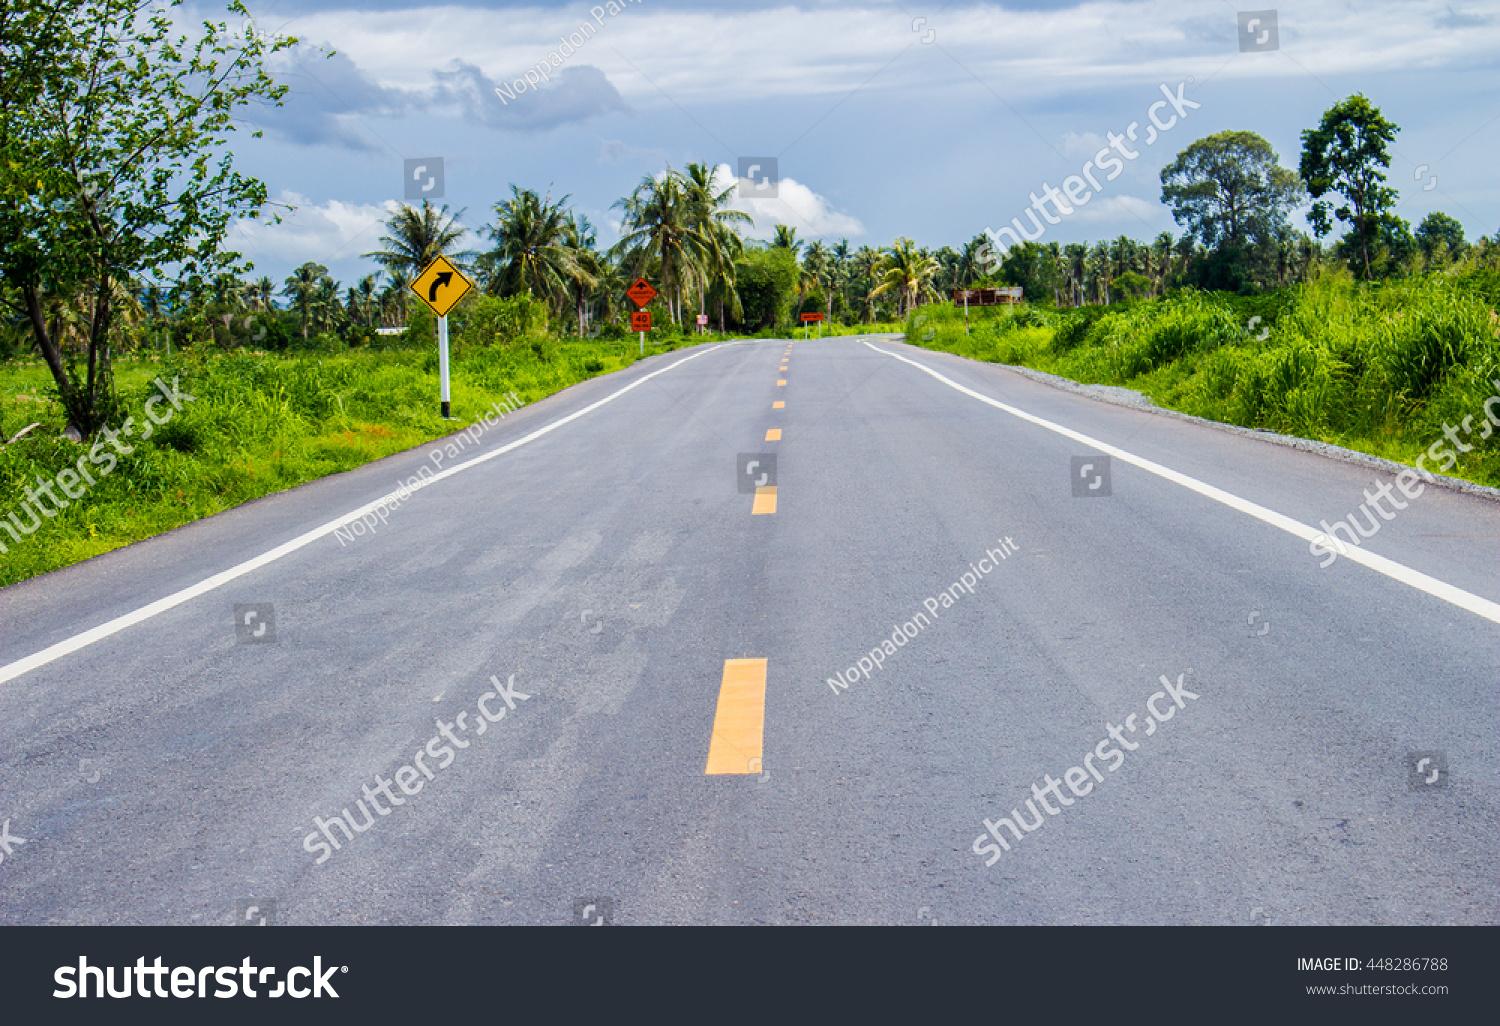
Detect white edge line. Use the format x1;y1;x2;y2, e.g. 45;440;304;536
0;344;728;686
864;341;1500;626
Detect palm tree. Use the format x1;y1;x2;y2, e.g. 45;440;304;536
612;168;718;325
802;240;831;316
208;273;247;344
771;224;801;256
380;270;412;328
851;245;885;322
1087;241;1112;304
561;212;602;334
957;236;988;291
250;276;276;312
481;185;581;313
364;200;471;279
705;221;745;331
356;274;380;326
682;161;753;320
869;237;941;317
282;262;327;338
1150;233;1175;296
312;275;343;335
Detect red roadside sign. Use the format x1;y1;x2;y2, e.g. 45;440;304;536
800;311;824;322
630;310;652;332
626;278;657;307
696;314;708;326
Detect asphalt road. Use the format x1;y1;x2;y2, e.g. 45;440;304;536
1;335;1496;926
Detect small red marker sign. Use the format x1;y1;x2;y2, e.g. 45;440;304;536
630;310;652;331
800;312;825;322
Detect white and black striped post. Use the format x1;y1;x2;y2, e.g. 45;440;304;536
438;314;452;418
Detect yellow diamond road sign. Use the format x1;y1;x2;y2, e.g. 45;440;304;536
410;255;474;317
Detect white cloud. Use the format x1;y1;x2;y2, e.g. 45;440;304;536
228;191;400;270
1061;132;1108;160
1066;194;1164;225
714;164;864;240
236;1;1500;110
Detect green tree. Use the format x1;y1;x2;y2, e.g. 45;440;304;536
1299;94;1400;279
364;199;470;280
0;0;291;435
682;162;752;323
735;246;799;329
612;169;704;325
1415;212;1466;263
481;185;580;310
1160;131;1303;250
996;241;1062;304
282;262;326;339
870;237;941;317
771;224;801;255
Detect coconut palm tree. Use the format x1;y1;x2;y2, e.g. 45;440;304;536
612;168;718;325
312;275;343;335
1150;233;1175;295
364;200;471;279
771;224;801;256
1087;241;1112;303
705;221;745;331
561;212;602;334
249;276;276;312
802;240;831;316
379;270;412;328
482;185;580;310
282;262;327;338
869;237;941;317
355;274;380;326
682;161;753;320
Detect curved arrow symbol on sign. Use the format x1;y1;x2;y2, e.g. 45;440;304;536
428;272;452;303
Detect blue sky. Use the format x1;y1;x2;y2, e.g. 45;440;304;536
212;0;1500;286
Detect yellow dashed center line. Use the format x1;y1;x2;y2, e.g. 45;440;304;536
751;485;777;515
773;401;784;409
765;428;781;441
705;658;768;774
777;380;786;386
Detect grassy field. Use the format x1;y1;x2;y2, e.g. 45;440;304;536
0;334;712;587
904;269;1500;489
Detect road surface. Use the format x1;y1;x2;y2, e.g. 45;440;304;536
1;335;1496;925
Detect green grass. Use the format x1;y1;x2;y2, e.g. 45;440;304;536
0;335;708;587
904;269;1500;489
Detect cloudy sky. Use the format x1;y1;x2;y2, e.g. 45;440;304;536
211;0;1500;285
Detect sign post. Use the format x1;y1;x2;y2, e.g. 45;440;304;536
437;315;451;416
410;255;476;418
626;277;658;355
800;311;824;340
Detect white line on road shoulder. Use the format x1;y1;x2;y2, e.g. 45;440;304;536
866;341;1500;625
0;345;729;686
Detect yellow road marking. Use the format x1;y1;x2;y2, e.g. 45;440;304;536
705;658;767;774
780;364;787;370
765;428;781;440
752;485;777;515
773;401;784;408
777;380;786;386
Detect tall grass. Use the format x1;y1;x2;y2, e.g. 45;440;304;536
0;336;690;586
904;268;1500;487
